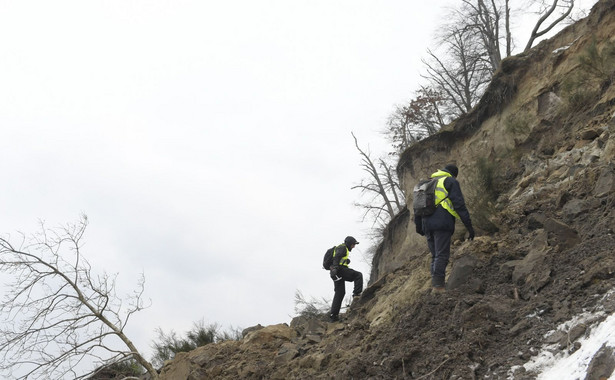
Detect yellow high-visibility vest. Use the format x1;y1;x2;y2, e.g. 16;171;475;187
333;244;350;267
432;170;460;219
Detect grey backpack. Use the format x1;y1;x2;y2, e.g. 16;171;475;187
413;177;447;216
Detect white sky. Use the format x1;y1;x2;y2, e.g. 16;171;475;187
0;0;599;369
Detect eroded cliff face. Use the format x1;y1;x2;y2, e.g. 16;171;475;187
370;0;615;286
150;1;615;379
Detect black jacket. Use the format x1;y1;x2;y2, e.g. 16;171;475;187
414;174;472;234
332;244;350;268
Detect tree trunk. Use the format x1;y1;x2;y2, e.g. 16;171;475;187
525;0;574;52
505;0;512;57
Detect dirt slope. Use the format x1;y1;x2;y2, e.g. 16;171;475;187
151;1;615;379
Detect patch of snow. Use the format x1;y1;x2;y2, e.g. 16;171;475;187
543;310;605;340
507;365;522;379
525;310;543;319
553;44;572;54
523;343;559;373
522;308;550;330
535;311;615;379
552;37;581;54
520;289;615;379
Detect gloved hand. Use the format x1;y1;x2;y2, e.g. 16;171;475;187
468;227;475;241
416;225;425;236
330;267;342;281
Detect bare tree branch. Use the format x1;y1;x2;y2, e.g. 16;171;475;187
385;86;449;155
525;0;575;51
351;132;405;229
422;25;491;118
0;215;158;379
505;0;512;56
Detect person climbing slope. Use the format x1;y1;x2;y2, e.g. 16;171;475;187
329;236;363;321
414;164;474;292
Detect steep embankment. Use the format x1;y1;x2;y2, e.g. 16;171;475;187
151;1;615;379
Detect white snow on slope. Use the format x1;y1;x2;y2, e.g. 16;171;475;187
519;290;615;379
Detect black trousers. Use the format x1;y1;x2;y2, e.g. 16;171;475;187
330;266;363;317
426;230;452;287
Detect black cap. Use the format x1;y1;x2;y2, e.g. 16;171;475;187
344;236;359;246
444;164;459;177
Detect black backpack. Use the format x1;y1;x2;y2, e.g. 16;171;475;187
322;246;336;270
413;177;447;217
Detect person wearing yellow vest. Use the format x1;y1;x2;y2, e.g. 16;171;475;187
329;236;363;322
414;164;475;293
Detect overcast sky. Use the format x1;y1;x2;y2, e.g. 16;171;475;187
0;0;597;368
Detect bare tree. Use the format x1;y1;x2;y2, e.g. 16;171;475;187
458;0;508;72
423;25;492;118
0;216;158;379
505;0;512;57
385;86;448;154
439;0;580;72
422;0;591;112
351;132;404;230
524;0;575;51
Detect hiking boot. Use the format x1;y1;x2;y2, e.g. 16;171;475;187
329;314;340;322
432;286;446;294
